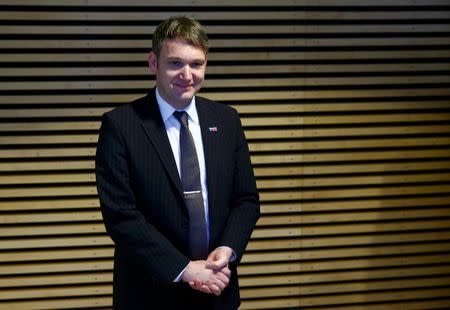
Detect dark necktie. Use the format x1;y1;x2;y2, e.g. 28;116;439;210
173;111;208;260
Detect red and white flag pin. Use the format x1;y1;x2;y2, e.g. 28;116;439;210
208;126;218;132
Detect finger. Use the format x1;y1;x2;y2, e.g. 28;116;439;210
206;258;227;270
191;283;213;294
190;281;202;290
214;274;229;288
220;267;231;277
199;285;213;294
188;282;199;290
208;284;222;296
206;252;216;261
211;277;226;291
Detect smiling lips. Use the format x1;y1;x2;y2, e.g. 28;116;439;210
174;82;193;90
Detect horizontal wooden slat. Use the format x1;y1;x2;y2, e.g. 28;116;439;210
0;185;98;198
2;50;450;63
241;253;450;275
1;37;450;50
2;63;450;78
241;276;450;298
1;243;450;275
259;195;450;213
258;207;450;225
0;247;115;263
1;204;449;231
0;235;112;250
0;284;111;301
2;136;449;153
1;111;449;126
2;274;450;301
0;198;100;211
0;0;447;6
247;124;450;139
0;160;94;172
251;137;450;152
0;271;112;288
1;124;450;146
2;233;450;263
0;223;106;237
0;89;448;104
1;87;450;105
0;173;97;184
253;149;450;165
0;252;439;278
5;171;450;199
0;194;447;213
261;185;450;202
3;182;450;199
240;287;450;309
3;149;450;172
0;296;111;310
256;160;450;177
0;211;101;224
258;172;450;188
252;219;450;239
248;230;450;250
3;160;450;184
3;212;450;237
306;300;450;310
0;259;114;276
240;265;450;286
2;10;449;21
5;24;450;35
2;219;449;249
1;295;448;310
2;76;450;92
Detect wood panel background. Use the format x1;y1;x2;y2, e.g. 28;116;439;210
1;0;450;309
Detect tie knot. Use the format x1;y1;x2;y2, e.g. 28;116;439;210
173;111;189;127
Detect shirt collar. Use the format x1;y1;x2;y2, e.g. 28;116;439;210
155;87;199;125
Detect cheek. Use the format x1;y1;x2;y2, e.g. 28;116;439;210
194;72;205;83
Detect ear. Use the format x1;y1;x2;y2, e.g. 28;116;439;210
148;51;158;73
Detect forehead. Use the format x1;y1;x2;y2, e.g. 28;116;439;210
160;38;206;60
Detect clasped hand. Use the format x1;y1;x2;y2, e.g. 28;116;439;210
181;247;233;296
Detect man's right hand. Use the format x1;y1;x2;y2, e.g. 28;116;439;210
181;260;231;296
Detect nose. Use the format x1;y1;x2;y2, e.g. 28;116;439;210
180;65;192;80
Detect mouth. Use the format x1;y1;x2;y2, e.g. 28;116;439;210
173;82;193;89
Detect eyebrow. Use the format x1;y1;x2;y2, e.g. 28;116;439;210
167;57;206;64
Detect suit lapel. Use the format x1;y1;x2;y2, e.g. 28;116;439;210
136;92;184;197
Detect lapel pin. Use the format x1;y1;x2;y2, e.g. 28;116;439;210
208;127;218;132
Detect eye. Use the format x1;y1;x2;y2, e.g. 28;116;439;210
191;62;202;68
169;60;182;67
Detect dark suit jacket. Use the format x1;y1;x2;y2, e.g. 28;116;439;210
95;91;260;309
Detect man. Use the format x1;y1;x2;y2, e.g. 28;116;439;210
96;16;260;309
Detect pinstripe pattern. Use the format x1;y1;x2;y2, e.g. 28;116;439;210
95;90;260;309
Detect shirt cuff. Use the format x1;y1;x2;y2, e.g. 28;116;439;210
173;262;190;282
217;246;237;262
172;246;237;282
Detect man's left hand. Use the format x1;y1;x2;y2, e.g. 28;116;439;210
206;247;233;270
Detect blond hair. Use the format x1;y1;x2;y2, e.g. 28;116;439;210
152;16;209;58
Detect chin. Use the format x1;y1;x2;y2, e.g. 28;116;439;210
178;92;196;101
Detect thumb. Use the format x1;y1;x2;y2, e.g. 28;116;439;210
206;256;227;270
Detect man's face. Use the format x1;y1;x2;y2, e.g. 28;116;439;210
149;38;207;109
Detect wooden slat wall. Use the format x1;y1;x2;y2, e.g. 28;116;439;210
1;0;450;309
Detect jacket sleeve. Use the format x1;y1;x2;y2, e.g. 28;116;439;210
95;113;190;284
218;111;260;263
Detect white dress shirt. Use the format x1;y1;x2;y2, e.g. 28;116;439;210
155;88;210;237
155;88;235;282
